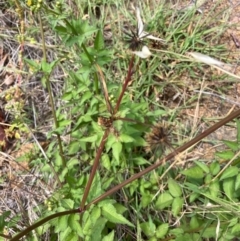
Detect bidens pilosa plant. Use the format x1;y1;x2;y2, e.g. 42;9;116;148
1;1;240;241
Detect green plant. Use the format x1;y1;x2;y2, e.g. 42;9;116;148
1;1;240;241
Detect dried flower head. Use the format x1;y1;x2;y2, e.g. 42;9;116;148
98;117;113;128
145;122;171;155
124;6;166;51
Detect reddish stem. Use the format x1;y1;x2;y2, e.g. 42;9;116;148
114;55;135;114
80;129;109;210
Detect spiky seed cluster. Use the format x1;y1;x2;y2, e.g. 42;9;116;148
145;122;171;154
128;32;142;51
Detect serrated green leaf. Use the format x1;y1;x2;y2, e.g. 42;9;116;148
119;134;134;143
209;180;220;198
112;142;122;164
204;173;212;184
41;60;51;73
168;178;182;197
60;227;72;240
56;206;66;212
194;160;209;173
94;30;104;51
91;206;101;224
102;177;114;190
62;91;74;101
80;91;93;105
223;140;239;151
114;203;127;214
223;177;235;200
41;59;59;74
140;222;156;237
69;214;83;237
80;135;98;142
61;199;74;209
202;226;217;238
65;232;79;241
189;192;200;203
181;166;204;179
89;172;102;200
67;158;79;169
133;157;149;165
156;223;169;238
172;197;184;217
146;109;166;116
59;167;68;181
76;114;92;125
216;150;235;160
175;233;192;241
59;119;72;127
89;217;107;241
83;211;93;235
231;224;240;234
68;141;81;155
101;153;111;170
58;215;69;232
54;25;68;33
97;199;116;207
133;136;146;146
210;161;220;175
190;216;200;229
106;133;118;151
102;203;134;227
169;228;184;236
155;192;173;210
220;166;238;180
229;217;238;227
141;193;153;208
102;230;114;241
24;58;40;70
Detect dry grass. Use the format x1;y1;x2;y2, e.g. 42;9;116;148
0;0;240;239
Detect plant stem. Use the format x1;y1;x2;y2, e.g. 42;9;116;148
79;129;110;210
114;55;135;114
10;209;80;241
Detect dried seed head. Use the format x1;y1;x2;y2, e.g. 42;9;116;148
123;6;166;51
145;122;171;154
98;117;113;128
